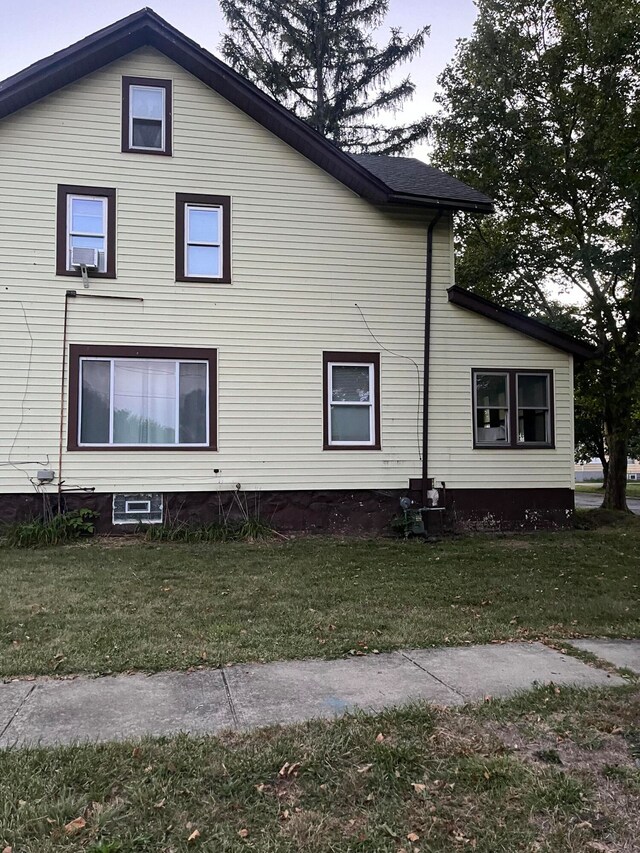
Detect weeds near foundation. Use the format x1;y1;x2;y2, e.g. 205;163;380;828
1;508;98;548
144;517;276;543
145;488;278;543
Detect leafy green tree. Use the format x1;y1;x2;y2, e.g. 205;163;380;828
433;0;640;511
220;0;430;153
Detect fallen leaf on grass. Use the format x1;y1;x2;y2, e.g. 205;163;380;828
279;761;301;777
64;817;86;835
407;831;420;842
3;846;13;853
187;829;200;842
238;828;249;838
411;782;426;793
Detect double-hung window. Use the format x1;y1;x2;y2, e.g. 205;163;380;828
56;185;116;277
323;352;381;449
68;346;217;450
473;369;554;448
176;194;231;283
122;77;172;155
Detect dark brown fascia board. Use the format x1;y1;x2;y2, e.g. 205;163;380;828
0;8;490;214
387;193;494;215
447;286;597;359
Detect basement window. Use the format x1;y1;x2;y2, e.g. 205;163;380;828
68;345;217;451
473;369;554;448
113;493;163;524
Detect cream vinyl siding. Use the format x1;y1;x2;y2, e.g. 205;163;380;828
427;217;574;489
0;48;426;495
0;48;573;496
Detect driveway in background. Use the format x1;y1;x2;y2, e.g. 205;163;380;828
575;492;640;514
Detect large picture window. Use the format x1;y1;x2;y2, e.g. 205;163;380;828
122;76;172;155
56;185;116;278
176;193;231;283
68;346;217;450
323;352;381;450
473;369;554;448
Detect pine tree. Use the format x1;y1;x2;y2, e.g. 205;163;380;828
220;0;429;153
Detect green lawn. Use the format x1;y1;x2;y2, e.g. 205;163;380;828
1;685;638;852
1;522;639;678
575;482;640;497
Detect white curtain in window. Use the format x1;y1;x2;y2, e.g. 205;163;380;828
113;360;176;444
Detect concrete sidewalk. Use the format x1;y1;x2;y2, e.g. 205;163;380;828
0;641;633;748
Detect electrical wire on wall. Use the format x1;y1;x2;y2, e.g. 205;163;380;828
355;302;423;462
2;300;48;491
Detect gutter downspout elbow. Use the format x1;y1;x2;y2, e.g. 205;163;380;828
422;211;444;517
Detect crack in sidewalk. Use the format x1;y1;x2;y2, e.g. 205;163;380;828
400;652;468;701
0;683;36;742
221;670;240;728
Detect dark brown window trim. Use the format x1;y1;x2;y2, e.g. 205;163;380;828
121;76;172;156
472;368;555;450
175;193;232;284
323;351;381;451
67;344;217;451
56;185;116;278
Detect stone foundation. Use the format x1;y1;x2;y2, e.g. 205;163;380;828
0;487;575;535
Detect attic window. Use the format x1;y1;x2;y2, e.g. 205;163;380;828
122;76;172;155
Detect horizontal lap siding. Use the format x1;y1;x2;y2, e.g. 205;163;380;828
0;48;430;494
427;218;574;489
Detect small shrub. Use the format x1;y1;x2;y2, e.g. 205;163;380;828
2;508;98;548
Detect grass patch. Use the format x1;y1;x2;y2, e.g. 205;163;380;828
1;687;638;852
575;482;640;497
1;527;639;678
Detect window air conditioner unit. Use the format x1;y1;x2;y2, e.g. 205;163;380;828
71;247;99;269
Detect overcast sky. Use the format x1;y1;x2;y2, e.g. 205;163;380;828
0;0;478;160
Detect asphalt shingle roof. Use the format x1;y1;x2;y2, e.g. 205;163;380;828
352;154;493;209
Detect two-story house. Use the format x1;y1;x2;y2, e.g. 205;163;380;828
0;9;593;532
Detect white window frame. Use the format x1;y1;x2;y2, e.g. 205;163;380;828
327;361;376;447
516;372;551;445
78;357;209;448
185;204;223;278
129;84;166;152
474;371;510;446
125;499;151;514
67;194;108;272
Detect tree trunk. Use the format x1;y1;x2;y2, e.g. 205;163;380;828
602;432;629;511
598;438;608;490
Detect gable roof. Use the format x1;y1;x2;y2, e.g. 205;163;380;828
447;286;597;359
0;8;493;215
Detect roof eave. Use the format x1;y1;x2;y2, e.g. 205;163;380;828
447;285;597;359
387;192;494;214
